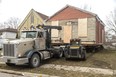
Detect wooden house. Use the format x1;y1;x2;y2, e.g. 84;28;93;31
18;9;48;31
47;5;105;44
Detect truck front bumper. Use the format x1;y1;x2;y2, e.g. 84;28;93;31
0;56;29;65
65;48;81;58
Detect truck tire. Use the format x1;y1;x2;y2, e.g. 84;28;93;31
29;53;40;68
6;63;15;66
81;50;86;61
55;48;63;58
59;48;64;58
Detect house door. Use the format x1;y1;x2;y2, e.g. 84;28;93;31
63;26;72;43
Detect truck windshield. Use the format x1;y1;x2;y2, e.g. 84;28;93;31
21;31;37;38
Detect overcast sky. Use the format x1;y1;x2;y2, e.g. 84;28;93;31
0;0;115;23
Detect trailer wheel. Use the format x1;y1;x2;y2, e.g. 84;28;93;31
56;48;63;58
81;50;86;61
6;63;15;66
29;53;40;68
59;48;64;58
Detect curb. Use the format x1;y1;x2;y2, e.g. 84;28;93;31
0;69;59;77
0;69;24;76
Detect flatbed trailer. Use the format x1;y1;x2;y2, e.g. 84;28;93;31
52;41;103;51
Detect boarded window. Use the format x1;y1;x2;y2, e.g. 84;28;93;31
63;26;72;43
78;18;87;37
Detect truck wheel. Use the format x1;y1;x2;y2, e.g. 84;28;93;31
81;50;86;61
29;53;40;68
59;48;63;58
6;63;15;66
57;48;64;58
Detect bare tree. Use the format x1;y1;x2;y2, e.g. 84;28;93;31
1;17;21;29
106;8;116;34
105;30;112;42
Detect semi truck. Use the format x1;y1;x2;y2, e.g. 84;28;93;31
0;25;100;68
0;25;66;68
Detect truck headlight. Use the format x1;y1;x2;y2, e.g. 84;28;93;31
1;52;3;56
18;53;22;57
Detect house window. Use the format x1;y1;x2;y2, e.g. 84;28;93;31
31;14;34;24
66;21;72;25
66;21;78;25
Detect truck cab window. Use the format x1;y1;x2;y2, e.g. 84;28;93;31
21;31;37;38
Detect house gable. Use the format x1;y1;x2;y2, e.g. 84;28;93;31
18;9;48;31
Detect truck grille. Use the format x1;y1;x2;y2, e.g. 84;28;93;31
70;49;79;56
3;44;15;56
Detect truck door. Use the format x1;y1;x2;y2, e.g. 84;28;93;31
35;32;45;50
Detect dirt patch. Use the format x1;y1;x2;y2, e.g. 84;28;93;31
0;50;116;77
0;65;113;77
92;59;112;69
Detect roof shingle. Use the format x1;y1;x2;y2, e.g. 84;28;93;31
48;5;96;21
36;11;48;20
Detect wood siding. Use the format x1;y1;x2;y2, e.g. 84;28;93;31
78;18;87;37
18;9;47;31
87;17;96;41
51;21;59;37
63;25;72;43
48;17;99;44
77;17;96;44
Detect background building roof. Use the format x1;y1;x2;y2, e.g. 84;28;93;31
0;28;17;33
36;11;49;20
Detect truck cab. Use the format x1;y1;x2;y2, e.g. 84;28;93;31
20;30;46;50
0;25;64;68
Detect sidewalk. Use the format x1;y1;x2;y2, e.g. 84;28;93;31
40;64;115;76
